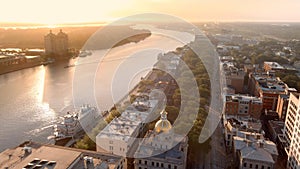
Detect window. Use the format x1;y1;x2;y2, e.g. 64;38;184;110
109;140;113;144
244;163;247;167
139;160;141;164
168;164;171;169
145;161;147;165
109;146;113;151
152;162;154;166
261;166;264;169
256;164;258;169
156;162;159;167
174;166;177;169
250;164;252;168
161;163;164;167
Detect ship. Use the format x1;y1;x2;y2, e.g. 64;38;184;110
52;104;99;145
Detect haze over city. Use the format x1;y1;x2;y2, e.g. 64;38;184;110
1;1;300;169
1;0;300;25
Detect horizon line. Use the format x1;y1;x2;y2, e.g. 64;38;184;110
1;19;300;28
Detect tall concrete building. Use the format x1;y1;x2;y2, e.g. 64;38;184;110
284;92;300;169
44;29;68;56
276;94;289;120
44;30;56;55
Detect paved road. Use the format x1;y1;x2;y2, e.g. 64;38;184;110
203;122;228;169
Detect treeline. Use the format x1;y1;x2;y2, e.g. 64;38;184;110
176;47;211;148
276;70;300;91
0;25;151;49
74;46;212;156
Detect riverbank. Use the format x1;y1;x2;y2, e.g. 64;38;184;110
0;61;44;75
0;31;151;75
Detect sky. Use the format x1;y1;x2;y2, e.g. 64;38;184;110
0;0;300;25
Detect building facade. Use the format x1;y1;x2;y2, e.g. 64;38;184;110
96;96;159;157
225;94;263;119
44;29;68;56
284;92;300;169
223;63;245;94
233;136;278;169
276;94;289;120
134;110;188;169
248;72;289;111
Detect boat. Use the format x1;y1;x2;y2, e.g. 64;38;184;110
41;59;55;65
52;104;99;143
64;64;75;68
78;50;92;57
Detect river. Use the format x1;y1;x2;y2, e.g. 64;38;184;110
0;29;194;152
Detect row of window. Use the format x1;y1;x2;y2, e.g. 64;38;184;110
137;160;178;169
243;162;271;169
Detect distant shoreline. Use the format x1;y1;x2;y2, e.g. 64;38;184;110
0;31;151;75
0;61;44;75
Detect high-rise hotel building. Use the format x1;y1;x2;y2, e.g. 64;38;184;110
44;29;68;56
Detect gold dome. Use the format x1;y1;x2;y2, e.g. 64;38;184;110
154;110;172;133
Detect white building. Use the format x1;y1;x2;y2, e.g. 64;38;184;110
96;98;158;157
284;92;300;169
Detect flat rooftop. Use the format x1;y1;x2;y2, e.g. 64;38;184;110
225;115;262;132
252;73;287;93
226;94;262;104
0;142;121;169
97;99;159;142
264;61;284;70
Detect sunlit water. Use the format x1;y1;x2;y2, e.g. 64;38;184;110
0;31;194;152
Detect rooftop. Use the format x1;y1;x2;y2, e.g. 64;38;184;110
233;136;278;163
264;61;284;70
225;116;262;132
0;141;121;169
134;131;187;163
225;94;262;104
252;73;288;93
97;99;158;142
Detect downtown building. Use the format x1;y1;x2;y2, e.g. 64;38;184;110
225;94;263;119
134;111;188;169
284;92;300;169
0;141;125;169
248;72;295;111
44;29;69;56
263;61;285;72
222;62;246;94
233;134;278;169
96;96;159;157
